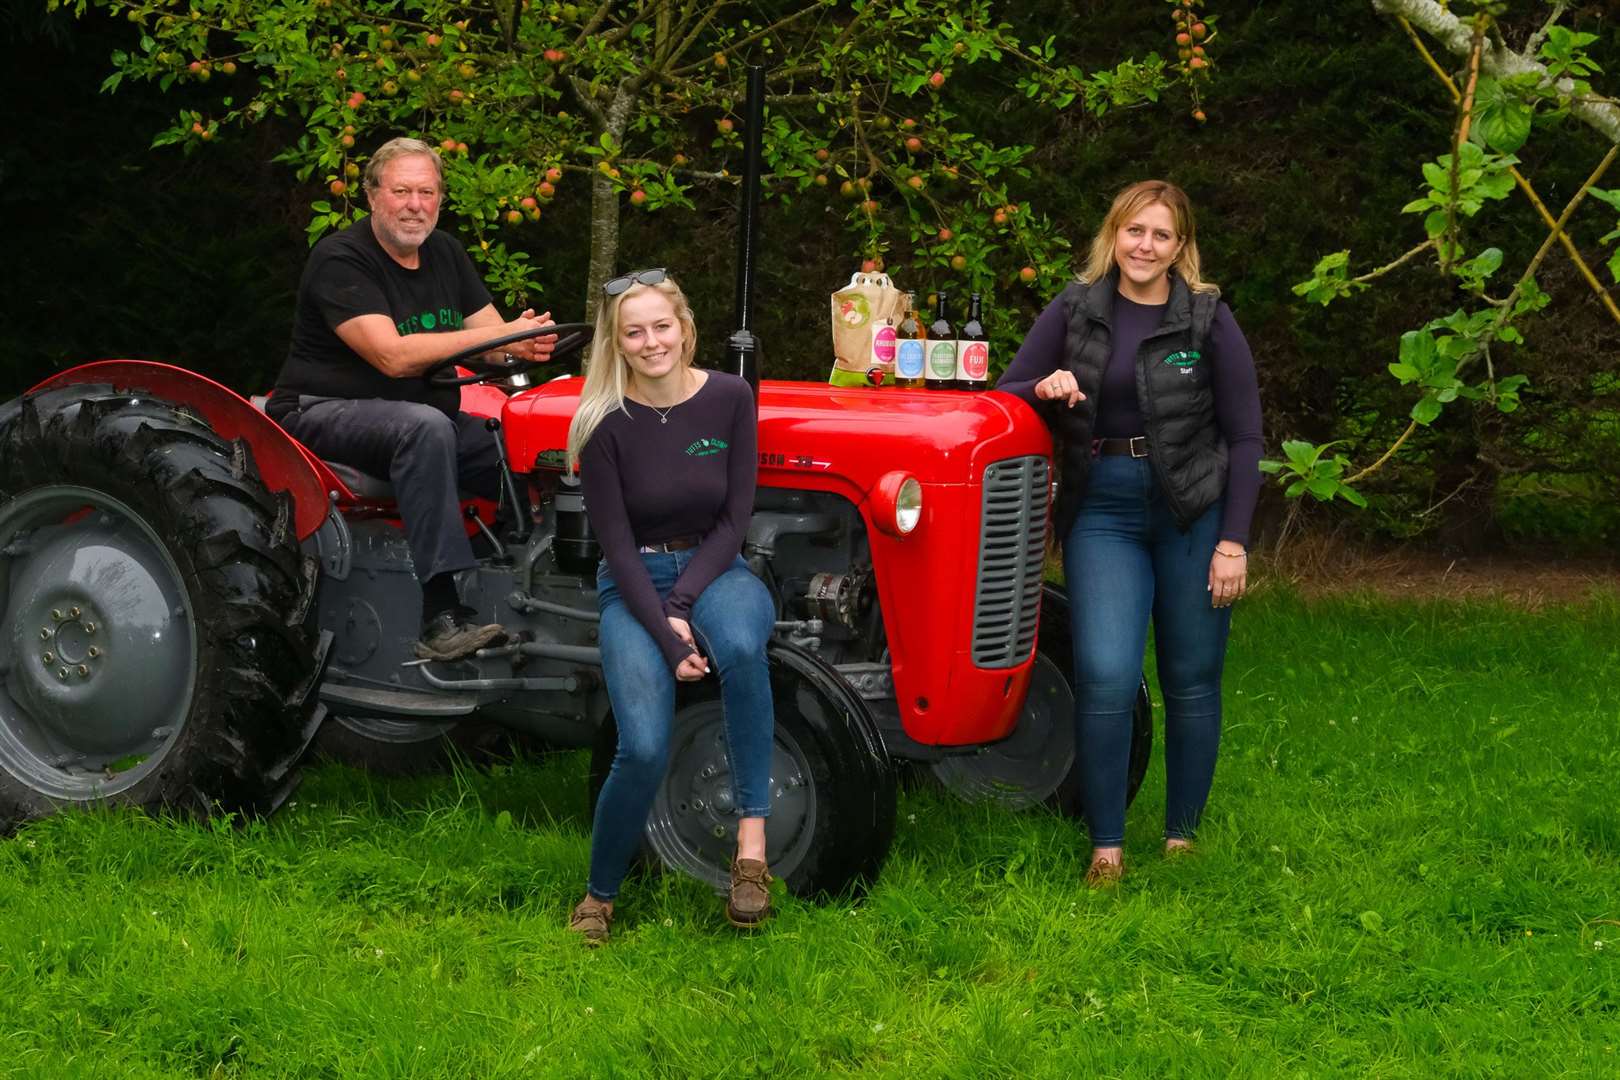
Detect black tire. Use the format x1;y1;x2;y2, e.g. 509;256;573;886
1039;585;1154;818
589;641;896;899
0;385;327;828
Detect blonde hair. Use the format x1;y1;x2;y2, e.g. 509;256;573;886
566;275;699;471
364;137;444;192
1079;180;1218;294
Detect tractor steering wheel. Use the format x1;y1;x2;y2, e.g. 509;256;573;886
423;321;594;386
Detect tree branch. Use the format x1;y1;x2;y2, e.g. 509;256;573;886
1397;14;1620;327
1374;0;1620;143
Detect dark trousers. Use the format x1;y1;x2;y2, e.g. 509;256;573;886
1063;454;1233;846
280;397;502;582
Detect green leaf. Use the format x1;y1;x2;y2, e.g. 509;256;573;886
1388;362;1419;382
1339;485;1368;509
1399;330;1438;370
1587;187;1620;212
1411;396;1443;425
1306;477;1339;500
1473;77;1534;153
1282;440;1319;468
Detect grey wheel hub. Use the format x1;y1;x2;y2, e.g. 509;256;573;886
645;701;817;892
0;486;196;799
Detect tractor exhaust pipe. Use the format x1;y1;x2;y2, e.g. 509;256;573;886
726;64;766;399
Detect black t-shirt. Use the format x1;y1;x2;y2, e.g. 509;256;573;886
269;217;491;420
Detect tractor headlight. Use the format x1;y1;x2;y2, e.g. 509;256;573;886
871;471;923;537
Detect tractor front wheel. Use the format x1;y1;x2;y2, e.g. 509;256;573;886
590;641;895;899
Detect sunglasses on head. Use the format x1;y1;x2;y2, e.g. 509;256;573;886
602;268;668;297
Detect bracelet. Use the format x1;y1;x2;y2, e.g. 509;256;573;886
1214;548;1247;559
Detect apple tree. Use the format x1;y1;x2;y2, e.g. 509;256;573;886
56;0;1224;322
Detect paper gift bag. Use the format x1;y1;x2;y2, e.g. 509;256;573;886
829;272;907;387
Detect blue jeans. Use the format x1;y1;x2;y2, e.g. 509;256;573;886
1063;454;1232;846
588;551;776;901
279;399;500;582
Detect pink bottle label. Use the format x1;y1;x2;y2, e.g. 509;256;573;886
871;325;897;364
961;342;989;379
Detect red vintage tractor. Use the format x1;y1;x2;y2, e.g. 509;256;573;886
0;73;1150;896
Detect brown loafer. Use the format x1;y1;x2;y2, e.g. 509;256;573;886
568;895;613;945
726;858;773;928
1084;859;1124;889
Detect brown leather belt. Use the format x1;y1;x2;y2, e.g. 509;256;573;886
1095;436;1150;458
638;536;700;553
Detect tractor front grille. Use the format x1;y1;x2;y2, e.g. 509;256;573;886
971;455;1049;668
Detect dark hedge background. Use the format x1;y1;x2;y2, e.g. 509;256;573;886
4;1;1617;550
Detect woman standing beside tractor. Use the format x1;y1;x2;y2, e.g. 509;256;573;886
997;180;1264;886
565;269;777;943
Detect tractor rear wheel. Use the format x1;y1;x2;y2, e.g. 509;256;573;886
0;386;326;828
590;641;895;899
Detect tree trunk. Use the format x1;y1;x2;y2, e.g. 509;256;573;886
582;81;641;324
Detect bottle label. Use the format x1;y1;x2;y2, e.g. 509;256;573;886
870;325;897;364
896;339;925;379
958;342;989;380
928;340;958;379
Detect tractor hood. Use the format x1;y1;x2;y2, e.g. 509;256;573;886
504;377;1052;490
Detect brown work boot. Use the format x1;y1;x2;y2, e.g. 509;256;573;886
726;858;773;928
568;895;613;946
1083;858;1124;889
414;610;508;662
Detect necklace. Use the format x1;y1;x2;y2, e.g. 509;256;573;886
640;370;689;424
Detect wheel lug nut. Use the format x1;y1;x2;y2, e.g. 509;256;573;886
77;665;89;678
57;667;68;680
69;606;82;618
39;628;50;641
88;646;101;658
42;652;54;665
51;609;63;621
84;622;97;634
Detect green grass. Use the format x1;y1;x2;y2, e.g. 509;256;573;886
3;590;1618;1078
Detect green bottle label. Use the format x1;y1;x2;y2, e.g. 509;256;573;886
928;340;958;378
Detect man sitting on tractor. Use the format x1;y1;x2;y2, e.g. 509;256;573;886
266;136;558;661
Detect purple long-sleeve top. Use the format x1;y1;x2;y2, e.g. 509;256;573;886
997;289;1264;545
579;371;758;671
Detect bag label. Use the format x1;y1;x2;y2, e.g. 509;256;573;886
870;325;897;364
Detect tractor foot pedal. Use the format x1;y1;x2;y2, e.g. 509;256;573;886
317;682;479;719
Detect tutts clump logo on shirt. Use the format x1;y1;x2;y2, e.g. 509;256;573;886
397;307;466;336
686;438;729;457
1163;349;1201;374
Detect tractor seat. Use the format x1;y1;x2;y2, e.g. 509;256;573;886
250;393;397;501
323;461;397;501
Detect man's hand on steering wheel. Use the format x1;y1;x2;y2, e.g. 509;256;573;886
422;320;595;386
497;310;557;364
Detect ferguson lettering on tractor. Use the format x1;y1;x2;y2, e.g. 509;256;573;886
0;71;1150;895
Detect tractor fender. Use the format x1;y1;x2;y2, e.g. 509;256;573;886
26;361;335;541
